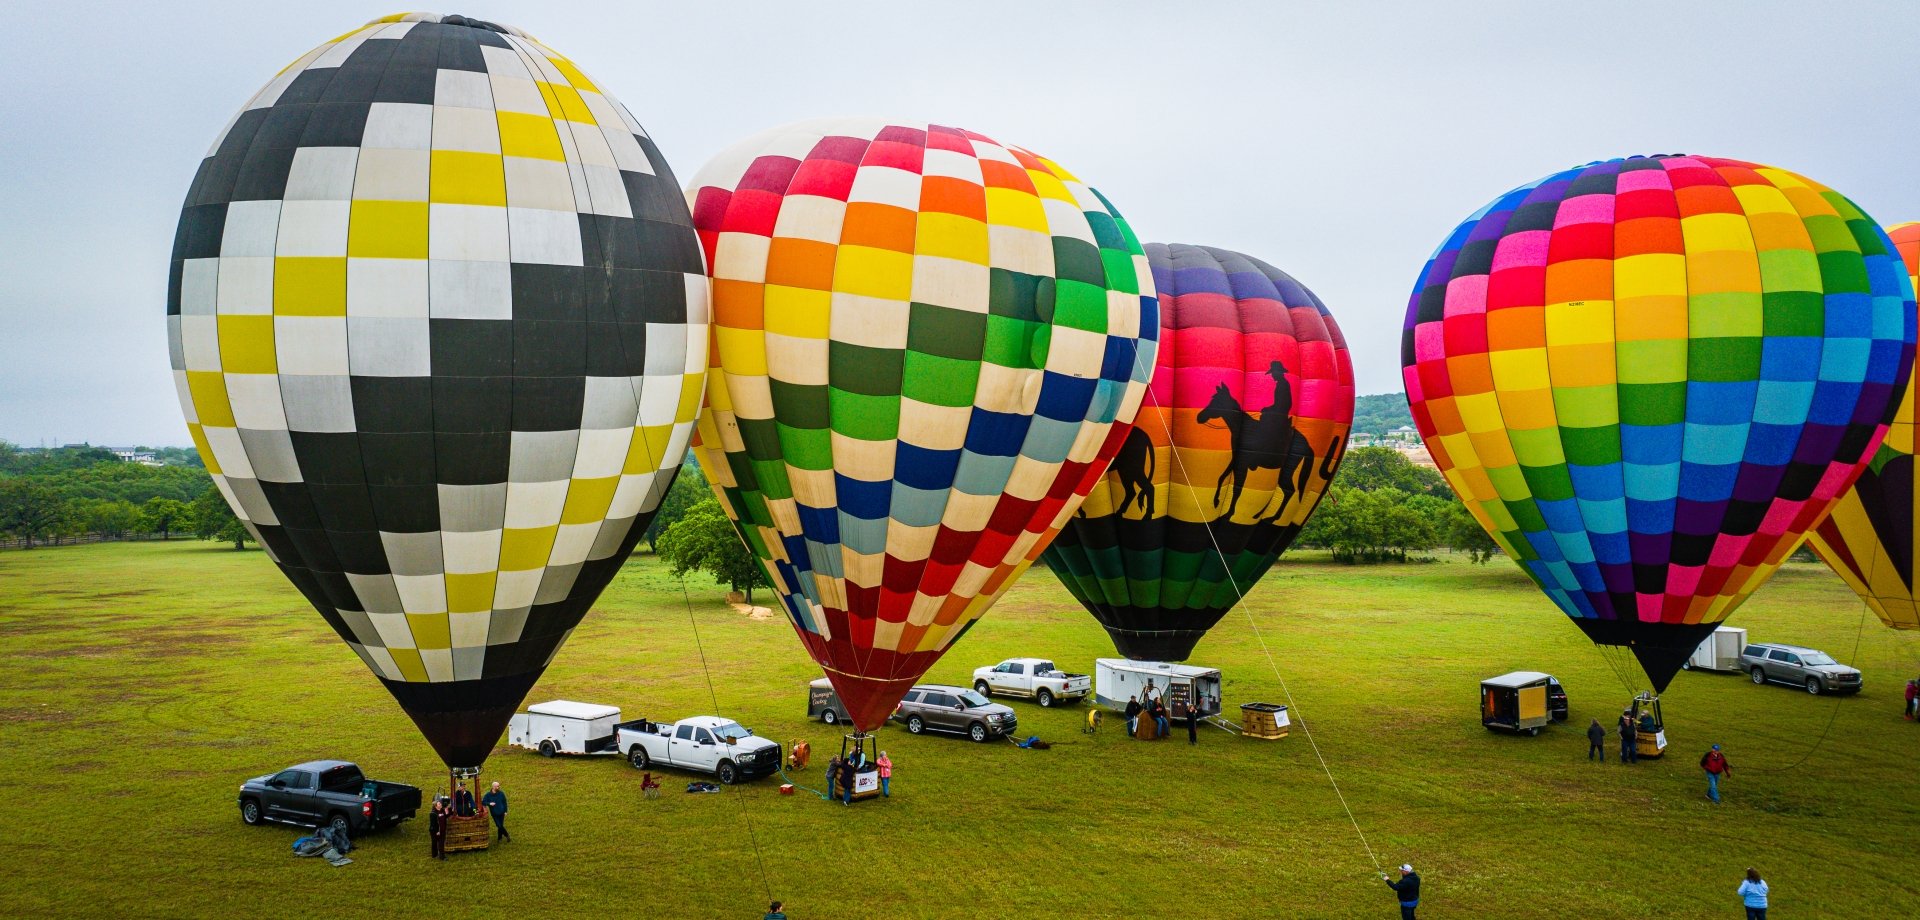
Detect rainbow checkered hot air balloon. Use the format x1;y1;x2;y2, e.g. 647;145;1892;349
1043;244;1354;660
686;119;1158;730
1402;156;1915;691
1805;222;1920;629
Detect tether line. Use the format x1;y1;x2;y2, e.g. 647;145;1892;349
678;575;776;901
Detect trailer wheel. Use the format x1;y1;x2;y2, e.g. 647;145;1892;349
1527;726;1541;737
539;740;557;758
969;722;988;743
821;709;838;726
1037;688;1055;708
628;746;650;770
974;680;991;697
240;798;263;826
716;760;738;785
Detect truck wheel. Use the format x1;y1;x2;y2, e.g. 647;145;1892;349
1806;676;1824;695
240;798;263;826
969;722;988;743
539;740;557;758
907;715;926;735
717;760;738;785
628;746;650;770
974;680;991;697
1037;688;1055;708
822;709;838;726
1751;668;1767;685
327;813;351;837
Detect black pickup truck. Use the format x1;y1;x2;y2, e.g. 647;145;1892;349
238;760;421;836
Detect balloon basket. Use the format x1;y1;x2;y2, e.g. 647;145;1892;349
441;766;492;853
837;732;884;802
1239;702;1290;739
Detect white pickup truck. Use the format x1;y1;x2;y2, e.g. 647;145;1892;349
616;715;782;785
972;658;1091;707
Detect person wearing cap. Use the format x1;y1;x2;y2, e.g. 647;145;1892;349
1618;709;1637;764
1381;863;1421;918
1701;743;1732;803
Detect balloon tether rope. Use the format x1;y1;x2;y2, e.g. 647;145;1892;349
679;575;776;901
1144;387;1383;873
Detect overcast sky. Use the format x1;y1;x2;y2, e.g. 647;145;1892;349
3;1;1915;447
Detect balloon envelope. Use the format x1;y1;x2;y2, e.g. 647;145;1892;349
1043;243;1354;660
167;13;708;767
1401;156;1915;691
687;118;1158;729
1806;222;1920;629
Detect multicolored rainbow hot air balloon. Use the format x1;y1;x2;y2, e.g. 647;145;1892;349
167;13;708;769
1402;156;1915;691
1805;222;1920;629
1043;243;1354;660
687;118;1158;730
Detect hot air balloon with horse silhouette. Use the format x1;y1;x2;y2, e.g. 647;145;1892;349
1043;243;1355;660
1403;156;1914;692
166;13;708;771
1804;221;1920;629
686;118;1158;730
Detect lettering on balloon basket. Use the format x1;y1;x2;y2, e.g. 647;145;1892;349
1191;358;1342;525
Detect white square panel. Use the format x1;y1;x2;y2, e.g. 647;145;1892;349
503;479;568;529
363;102;432;150
442;529;504;572
582;165;631;218
428;259;512;319
226;373;288;430
215;257;275;315
434;68;494;109
179;315;221;371
431;105;501;154
275;200;351;257
507;207;585;265
346;316;430;376
347;258;430;317
279;374;357;432
179;258;218;315
352;147;429;201
428;204;510;261
284;146;360;201
274;316;349;375
220;200;282;257
480;44;533;79
504;157;575;211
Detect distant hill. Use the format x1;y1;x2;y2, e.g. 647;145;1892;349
1350;393;1413;437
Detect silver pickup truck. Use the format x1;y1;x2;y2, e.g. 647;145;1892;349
972;658;1091;707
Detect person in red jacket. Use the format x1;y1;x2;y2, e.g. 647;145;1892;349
1701;744;1731;804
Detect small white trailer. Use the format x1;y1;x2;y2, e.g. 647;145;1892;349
507;700;626;757
1684;626;1749;673
1094;659;1224;717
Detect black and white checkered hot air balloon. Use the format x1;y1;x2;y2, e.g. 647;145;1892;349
166;13;708;769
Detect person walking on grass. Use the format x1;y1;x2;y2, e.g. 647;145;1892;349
1587;717;1606;762
428;797;447;861
764;899;788;920
1186;702;1201;745
876;751;892;797
481;780;509;842
1737;867;1769;919
1904;678;1916;720
1618;709;1638;764
1702;743;1732;803
1382;863;1421;919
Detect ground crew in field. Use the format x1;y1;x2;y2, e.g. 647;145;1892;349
1904;678;1916;720
1586;718;1606;761
1186;703;1201;745
1701;744;1731;804
1125;695;1142;735
1618;709;1637;764
1382;863;1421;919
428;797;447;860
481;781;509;842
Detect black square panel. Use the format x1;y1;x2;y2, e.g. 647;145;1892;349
432;376;513;432
351;376;435;432
434;431;511;485
512;377;585;431
429;318;513;377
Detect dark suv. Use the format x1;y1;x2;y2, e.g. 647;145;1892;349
892;685;1018;742
1740;643;1863;695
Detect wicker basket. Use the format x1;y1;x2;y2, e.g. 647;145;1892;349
1240;702;1290;739
444;813;492;852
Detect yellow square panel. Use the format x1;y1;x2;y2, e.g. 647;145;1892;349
498;111;565;162
1614;253;1687;301
540;82;596;124
445;572;497;614
405;612;452;650
545;55;599;93
500;526;558;571
762;285;831;339
915;212;989;264
347;201;429;259
834;246;914;301
983;187;1047;233
186;373;235;428
429;151;507;207
387;647;428;681
1680;212;1756;253
216;315;277;374
560;476;620;525
273;257;347;316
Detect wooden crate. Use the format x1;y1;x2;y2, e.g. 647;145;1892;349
444;813;491;853
1240;702;1290;740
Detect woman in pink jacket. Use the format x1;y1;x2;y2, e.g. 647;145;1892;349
877;751;893;797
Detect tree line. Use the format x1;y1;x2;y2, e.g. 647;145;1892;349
1294;445;1498;564
0;443;249;549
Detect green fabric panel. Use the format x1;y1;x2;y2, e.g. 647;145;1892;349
1816;251;1870;294
826;388;899;441
904;302;986;362
1617;382;1686;426
1760;290;1824;337
1052;278;1109;334
981;315;1040;370
1559;425;1623;466
1520;463;1576;502
901;352;979;407
828;341;904;397
776;423;832;471
1687;337;1763;383
766;380;829;429
1051;236;1105;287
1615;338;1687;384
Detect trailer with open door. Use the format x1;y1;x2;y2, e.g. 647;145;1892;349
1094;659;1223;720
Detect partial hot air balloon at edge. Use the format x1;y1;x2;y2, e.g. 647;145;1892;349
1402;155;1914;692
1043;243;1354;661
167;12;709;769
685;117;1158;730
1805;222;1920;629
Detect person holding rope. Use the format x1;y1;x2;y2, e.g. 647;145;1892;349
1124;695;1142;736
1382;863;1421;919
1618;709;1638;764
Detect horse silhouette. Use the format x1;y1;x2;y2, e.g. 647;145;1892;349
1110;427;1155;519
1196;360;1341;522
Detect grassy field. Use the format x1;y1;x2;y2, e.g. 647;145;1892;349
1;541;1917;919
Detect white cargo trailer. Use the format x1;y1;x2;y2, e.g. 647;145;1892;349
507;700;625;757
1094;659;1224;717
1684;626;1748;673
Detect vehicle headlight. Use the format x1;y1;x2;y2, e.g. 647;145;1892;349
987;713;1003;721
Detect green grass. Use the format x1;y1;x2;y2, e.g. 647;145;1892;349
2;541;1917;919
